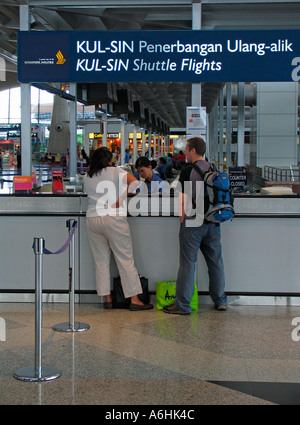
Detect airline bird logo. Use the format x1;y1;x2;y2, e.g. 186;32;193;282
56;50;66;65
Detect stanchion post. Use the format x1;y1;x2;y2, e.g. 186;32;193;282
68;219;75;331
14;238;62;382
35;237;43;377
52;220;89;333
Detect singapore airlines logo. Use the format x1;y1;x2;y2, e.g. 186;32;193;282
56;50;66;65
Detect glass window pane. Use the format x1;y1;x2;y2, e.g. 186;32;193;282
0;90;9;121
9;88;21;123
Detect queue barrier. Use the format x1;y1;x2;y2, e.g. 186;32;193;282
14;238;62;382
14;220;89;382
52;220;90;333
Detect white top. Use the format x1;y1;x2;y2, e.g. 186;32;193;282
83;166;128;217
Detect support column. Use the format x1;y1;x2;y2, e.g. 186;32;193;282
212;102;218;164
47;93;70;154
165;135;169;155
20;4;31;176
152;132;156;158
208;113;212;162
69;83;77;179
219;86;224;171
226;83;232;169
148;130;152;159
206;117;210;160
132;125;137;165
102;111;107;148
20;84;31;176
120;121;125;164
141;129;146;156
208;110;213;162
237;82;245;167
191;0;202;109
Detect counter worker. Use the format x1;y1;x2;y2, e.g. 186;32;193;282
163;137;227;315
83;147;153;311
134;156;166;194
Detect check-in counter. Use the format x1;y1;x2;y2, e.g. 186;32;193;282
0;192;300;303
0;193;85;302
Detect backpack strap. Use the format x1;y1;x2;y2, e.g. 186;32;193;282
190;162;215;178
188;162;212;212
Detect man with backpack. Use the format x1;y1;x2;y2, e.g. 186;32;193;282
163;137;228;315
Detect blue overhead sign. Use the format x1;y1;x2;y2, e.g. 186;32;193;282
17;29;300;83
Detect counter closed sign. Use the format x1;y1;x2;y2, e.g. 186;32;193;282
229;167;247;188
18;29;300;83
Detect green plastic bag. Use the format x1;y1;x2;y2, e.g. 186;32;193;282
156;281;198;310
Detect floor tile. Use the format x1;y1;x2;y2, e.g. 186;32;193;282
0;303;300;405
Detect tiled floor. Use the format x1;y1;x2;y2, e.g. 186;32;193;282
1;301;300;405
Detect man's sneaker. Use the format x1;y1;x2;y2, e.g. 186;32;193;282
163;304;190;315
216;304;227;311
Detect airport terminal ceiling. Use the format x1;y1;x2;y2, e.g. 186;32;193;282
1;0;300;128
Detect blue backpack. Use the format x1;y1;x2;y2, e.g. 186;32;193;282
192;163;234;223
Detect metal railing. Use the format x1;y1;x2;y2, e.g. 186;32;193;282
264;165;300;182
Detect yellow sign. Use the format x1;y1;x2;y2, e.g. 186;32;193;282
89;133;102;139
128;133;142;139
56;50;66;65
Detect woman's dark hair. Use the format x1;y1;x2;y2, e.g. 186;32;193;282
87;147;112;177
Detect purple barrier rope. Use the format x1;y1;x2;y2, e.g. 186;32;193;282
32;222;77;255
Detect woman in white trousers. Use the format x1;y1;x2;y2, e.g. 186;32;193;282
83;147;153;311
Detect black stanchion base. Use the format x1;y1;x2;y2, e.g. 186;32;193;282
14;366;62;382
52;322;90;332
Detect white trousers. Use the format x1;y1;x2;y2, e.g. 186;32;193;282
86;215;142;298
